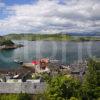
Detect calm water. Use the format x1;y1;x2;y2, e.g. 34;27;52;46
0;40;100;69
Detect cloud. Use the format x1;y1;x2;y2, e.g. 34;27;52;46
0;0;100;34
0;2;5;8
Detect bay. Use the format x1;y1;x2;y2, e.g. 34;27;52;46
0;40;100;69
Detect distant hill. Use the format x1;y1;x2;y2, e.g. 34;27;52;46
4;33;72;41
4;33;100;41
66;32;100;36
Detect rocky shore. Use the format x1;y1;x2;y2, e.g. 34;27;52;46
0;44;23;50
0;36;23;50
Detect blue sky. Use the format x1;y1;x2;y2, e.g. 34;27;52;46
0;0;100;35
0;0;37;19
4;0;37;6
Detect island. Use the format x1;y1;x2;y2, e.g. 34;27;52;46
0;36;23;50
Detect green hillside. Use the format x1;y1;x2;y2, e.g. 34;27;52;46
5;34;72;41
0;36;14;46
4;33;100;41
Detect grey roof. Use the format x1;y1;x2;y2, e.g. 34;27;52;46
0;82;46;94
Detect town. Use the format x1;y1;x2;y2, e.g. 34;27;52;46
0;58;88;94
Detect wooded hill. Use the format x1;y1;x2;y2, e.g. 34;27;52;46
0;36;14;46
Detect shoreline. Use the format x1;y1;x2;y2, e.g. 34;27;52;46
0;44;23;50
0;67;35;74
9;39;100;42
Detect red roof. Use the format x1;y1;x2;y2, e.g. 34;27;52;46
32;61;39;65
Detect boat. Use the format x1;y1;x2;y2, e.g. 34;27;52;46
14;59;18;63
14;59;23;64
13;74;20;79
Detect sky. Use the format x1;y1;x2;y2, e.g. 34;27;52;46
0;0;100;35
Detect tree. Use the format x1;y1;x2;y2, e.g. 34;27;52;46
2;39;14;46
81;59;100;100
69;97;78;100
17;93;31;100
45;75;80;100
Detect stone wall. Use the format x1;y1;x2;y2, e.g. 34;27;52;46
0;82;46;94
